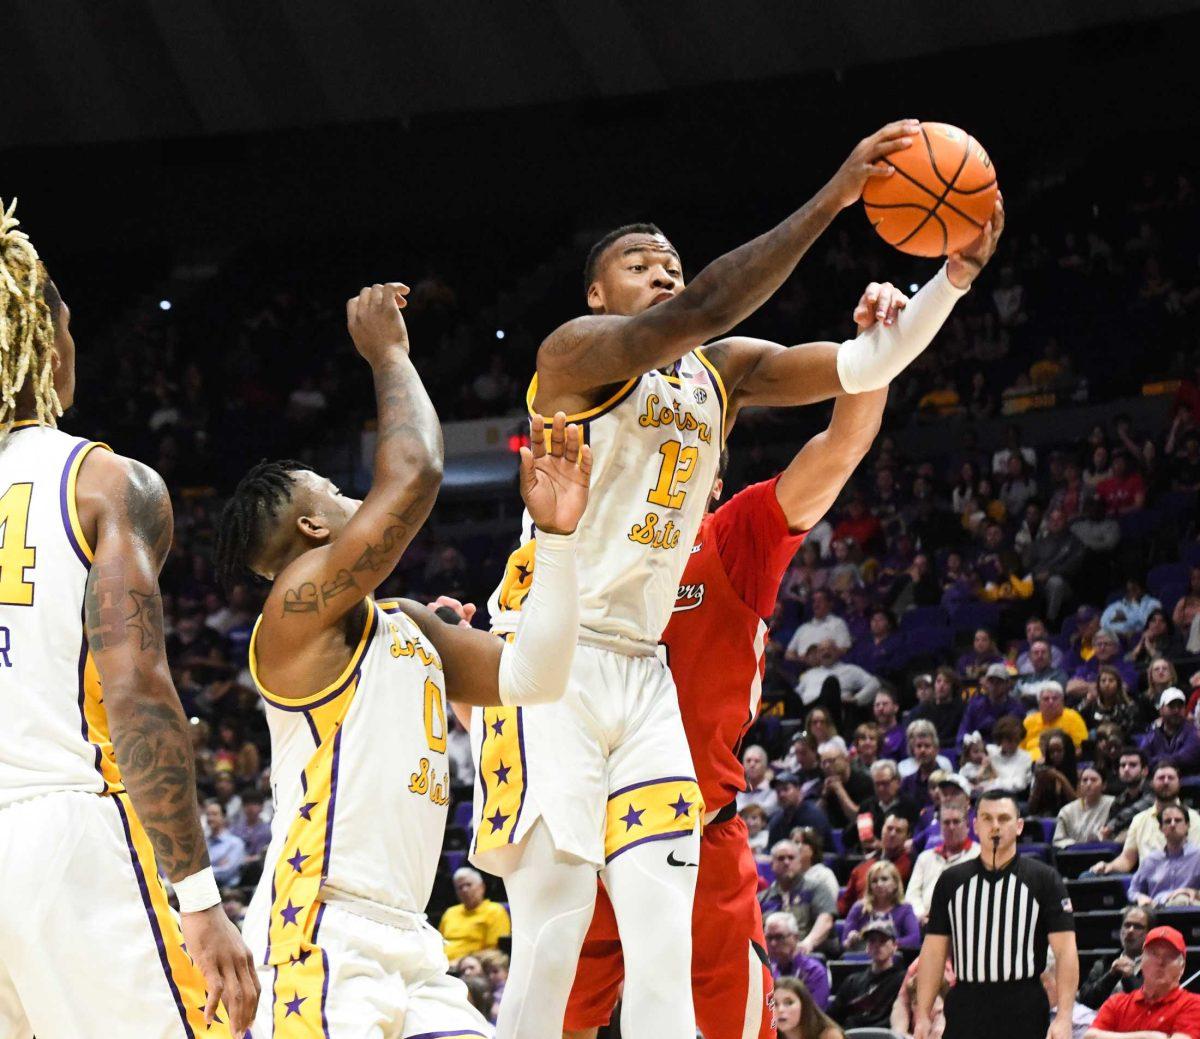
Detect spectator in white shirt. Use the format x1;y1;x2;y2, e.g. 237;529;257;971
905;800;979;924
737;744;778;815
786;589;852;667
796;639;881;709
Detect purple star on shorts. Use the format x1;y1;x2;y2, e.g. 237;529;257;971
620;804;645;830
493;761;511;785
279;899;302;927
284;992;306;1017
669;794;693;819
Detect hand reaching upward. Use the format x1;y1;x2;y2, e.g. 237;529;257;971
521;412;592;535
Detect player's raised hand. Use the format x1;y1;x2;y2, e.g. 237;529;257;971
947;194;1005;288
825;120;921;210
346;282;411;362
426;595;477;628
520;412;592;535
853;281;909;331
180;904;260;1036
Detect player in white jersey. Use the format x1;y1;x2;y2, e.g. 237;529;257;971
214;280;592;1037
479;122;1006;1038
0;200;258;1037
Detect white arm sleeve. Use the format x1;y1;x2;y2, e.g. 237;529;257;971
835;264;968;394
497;528;580;706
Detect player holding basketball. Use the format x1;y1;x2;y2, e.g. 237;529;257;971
478;121;1004;1038
0;201;258;1037
215;282;591;1036
561;300;896;1039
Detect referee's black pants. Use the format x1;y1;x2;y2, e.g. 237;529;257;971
945;980;1049;1039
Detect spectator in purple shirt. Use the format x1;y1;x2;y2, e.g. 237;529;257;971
956;628;1004;684
842;860;923;950
872;687;907;761
1140;688;1200;774
846;608;908;677
958;663;1027;747
1129;804;1200;904
1067;628;1139;701
764;912;831;1006
230;788;272;864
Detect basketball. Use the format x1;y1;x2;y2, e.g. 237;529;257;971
862;122;999;257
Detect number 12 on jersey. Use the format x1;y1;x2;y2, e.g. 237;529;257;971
0;483;36;606
646;439;698;509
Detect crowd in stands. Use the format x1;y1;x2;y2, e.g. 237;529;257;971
50;157;1200;1033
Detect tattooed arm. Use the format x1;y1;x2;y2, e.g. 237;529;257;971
77;450;206;880
535;120;919;410
76;449;260;1033
261;283;443;644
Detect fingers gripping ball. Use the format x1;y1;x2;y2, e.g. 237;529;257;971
863;122;998;257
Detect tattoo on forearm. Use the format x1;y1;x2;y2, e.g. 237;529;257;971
111;696;208;879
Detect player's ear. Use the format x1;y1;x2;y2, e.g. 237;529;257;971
586;280;604;312
711;477;724;504
296;514;332;544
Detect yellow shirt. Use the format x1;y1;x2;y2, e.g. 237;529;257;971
1022;707;1089;759
438;898;511;961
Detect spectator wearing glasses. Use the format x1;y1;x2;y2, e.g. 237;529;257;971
763;912;831;1006
1128;804;1200;906
1078;905;1151;1010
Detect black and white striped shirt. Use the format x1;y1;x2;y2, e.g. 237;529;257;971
926;854;1074;983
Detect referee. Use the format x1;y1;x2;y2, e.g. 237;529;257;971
915;789;1079;1039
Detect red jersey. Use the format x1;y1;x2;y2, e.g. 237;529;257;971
662;477;805;813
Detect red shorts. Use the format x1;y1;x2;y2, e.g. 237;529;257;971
564;813;774;1037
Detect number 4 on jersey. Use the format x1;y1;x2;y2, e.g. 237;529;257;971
0;483;36;606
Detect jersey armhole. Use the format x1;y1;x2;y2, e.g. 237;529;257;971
62;440;112;567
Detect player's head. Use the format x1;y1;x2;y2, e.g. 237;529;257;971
583;223;683;316
0;199;73;440
706;447;730;512
215;460;360;587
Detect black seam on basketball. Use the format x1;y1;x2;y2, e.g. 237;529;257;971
951;177;998;195
888;165;987;230
864;201;938;210
894;144;967;250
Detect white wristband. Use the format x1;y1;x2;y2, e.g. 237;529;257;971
175;867;221;913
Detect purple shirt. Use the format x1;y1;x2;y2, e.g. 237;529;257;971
843;902;922;950
847;634;908;675
957;694;1026;746
772;951;831;1007
1129;843;1200;903
1140;722;1200;775
1072;656;1139;691
880;723;907;761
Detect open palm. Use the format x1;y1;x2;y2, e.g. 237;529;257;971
520;412;593;535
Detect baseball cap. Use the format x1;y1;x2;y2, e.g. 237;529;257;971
1159;687;1187;709
861;918;897;940
1144;925;1186;955
913;673;933;688
772;771;801;789
984;663;1011;680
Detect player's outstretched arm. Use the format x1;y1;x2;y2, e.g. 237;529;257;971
264;283;443;637
705;198;1004;420
400;413;591;706
77;450;259;1034
537;120;921;397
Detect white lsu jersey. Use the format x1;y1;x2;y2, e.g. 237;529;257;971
488;350;727;649
246;598;453;967
0;422;119;808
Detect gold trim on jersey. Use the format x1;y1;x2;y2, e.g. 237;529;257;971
248;600;376;711
82;650;123;794
693;347;729;444
525;373;641;423
495;539;535;614
604;776;704;863
263;677;360;968
112;792;234;1036
474;705;527;854
66;440;111;563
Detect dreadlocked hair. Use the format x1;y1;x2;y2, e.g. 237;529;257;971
215;459;312;591
0;199;62;445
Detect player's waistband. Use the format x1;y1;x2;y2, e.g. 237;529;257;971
320;885;427;931
490;620;662;659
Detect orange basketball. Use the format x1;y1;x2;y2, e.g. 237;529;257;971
862;122;998;257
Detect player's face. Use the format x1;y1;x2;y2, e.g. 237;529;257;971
50;290;77;411
587;234;683;316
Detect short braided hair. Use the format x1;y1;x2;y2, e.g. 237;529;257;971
215;459;311;590
0;199;62;444
582;222;665;295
